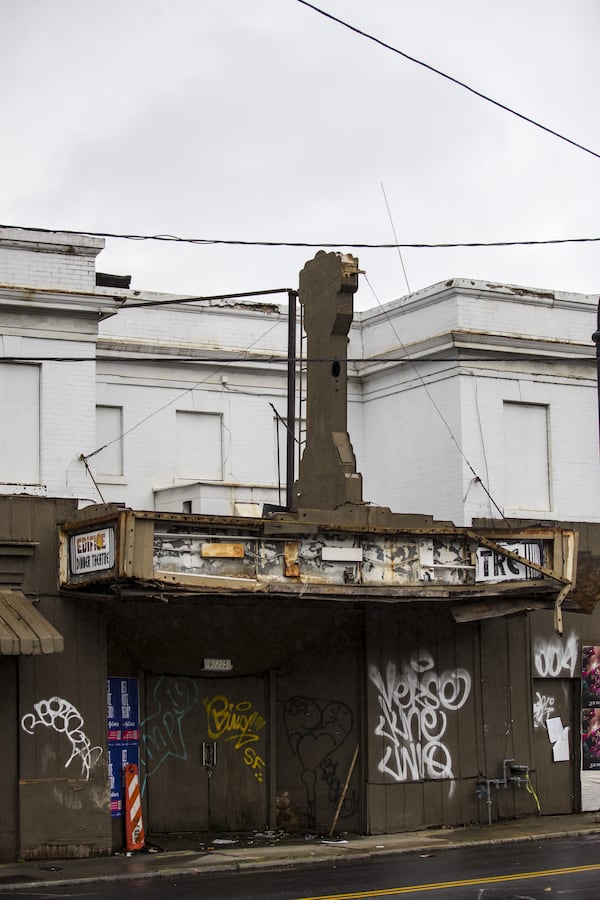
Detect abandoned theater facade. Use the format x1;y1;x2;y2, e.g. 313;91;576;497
2;251;598;861
2;495;585;860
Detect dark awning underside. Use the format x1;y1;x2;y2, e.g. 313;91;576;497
0;590;63;655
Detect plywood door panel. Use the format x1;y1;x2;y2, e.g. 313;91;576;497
532;678;576;815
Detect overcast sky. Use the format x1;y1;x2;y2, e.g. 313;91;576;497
2;0;599;310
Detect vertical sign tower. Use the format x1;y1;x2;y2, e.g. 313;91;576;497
293;251;363;511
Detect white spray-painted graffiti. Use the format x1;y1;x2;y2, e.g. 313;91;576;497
21;697;102;780
533;690;555;728
369;652;471;794
533;632;578;678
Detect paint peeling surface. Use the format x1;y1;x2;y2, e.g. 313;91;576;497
60;510;577;608
154;534;258;580
152;529;553;591
476;541;542;582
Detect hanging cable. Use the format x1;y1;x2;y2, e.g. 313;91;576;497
79;453;106;502
80;319;285;461
295;0;600;161
525;773;541;815
364;274;509;523
1;223;599;250
380;182;411;296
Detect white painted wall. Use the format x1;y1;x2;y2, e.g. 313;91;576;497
2;230;599;526
0;329;100;502
360;365;466;522
0;227;103;291
357;281;600;526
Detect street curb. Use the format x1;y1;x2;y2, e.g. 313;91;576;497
2;825;600;892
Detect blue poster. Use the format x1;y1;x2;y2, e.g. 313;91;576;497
108;742;140;815
107;677;140;817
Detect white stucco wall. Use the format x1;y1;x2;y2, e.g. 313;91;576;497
2;230;600;525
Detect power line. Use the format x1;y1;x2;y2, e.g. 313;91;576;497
2;354;594;364
295;0;600;162
363;274;508;522
1;223;599;250
80;318;286;461
381;181;411;295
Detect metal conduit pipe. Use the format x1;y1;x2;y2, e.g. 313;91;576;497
476;759;531;825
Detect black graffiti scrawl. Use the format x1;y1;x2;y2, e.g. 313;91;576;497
283;695;354;829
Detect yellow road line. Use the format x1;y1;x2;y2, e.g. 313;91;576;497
293;862;600;899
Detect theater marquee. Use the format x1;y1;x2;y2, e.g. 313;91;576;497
70;527;115;575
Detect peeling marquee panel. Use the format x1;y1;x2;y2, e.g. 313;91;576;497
151;531;569;593
151;532;476;587
59;510;576;610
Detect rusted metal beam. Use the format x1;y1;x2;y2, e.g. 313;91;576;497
286;290;298;511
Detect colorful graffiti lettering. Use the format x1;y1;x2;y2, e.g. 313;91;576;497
284;695;354;829
141;677;199;781
243;745;266;782
204;695;265;748
369;652;471;795
533;633;578;677
21;697;102;781
204;695;266;781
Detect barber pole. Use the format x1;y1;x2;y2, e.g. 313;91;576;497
124;763;145;851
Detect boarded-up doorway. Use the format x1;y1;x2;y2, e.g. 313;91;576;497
143;673;268;832
532;677;578;814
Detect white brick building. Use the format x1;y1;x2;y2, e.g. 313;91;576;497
359;281;600;524
1;227;599;526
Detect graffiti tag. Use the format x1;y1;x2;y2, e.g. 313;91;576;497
141;677;199;779
204;695;266;781
284;695;354;829
369;652;471;793
321;756;359;817
21;697;102;781
533;691;555;728
533;633;577;678
204;695;265;748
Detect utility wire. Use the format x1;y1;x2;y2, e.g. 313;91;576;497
374;182;506;518
81;318;285;461
2;354;593;364
364;274;509;522
381;182;411;295
295;0;600;162
1;224;599;250
373;183;507;517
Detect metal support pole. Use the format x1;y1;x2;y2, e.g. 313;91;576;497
286;290;298;511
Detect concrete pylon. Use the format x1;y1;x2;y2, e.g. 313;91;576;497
293;251;363;511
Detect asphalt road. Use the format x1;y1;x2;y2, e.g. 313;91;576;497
8;833;600;899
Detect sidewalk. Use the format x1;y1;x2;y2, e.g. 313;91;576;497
1;814;600;892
